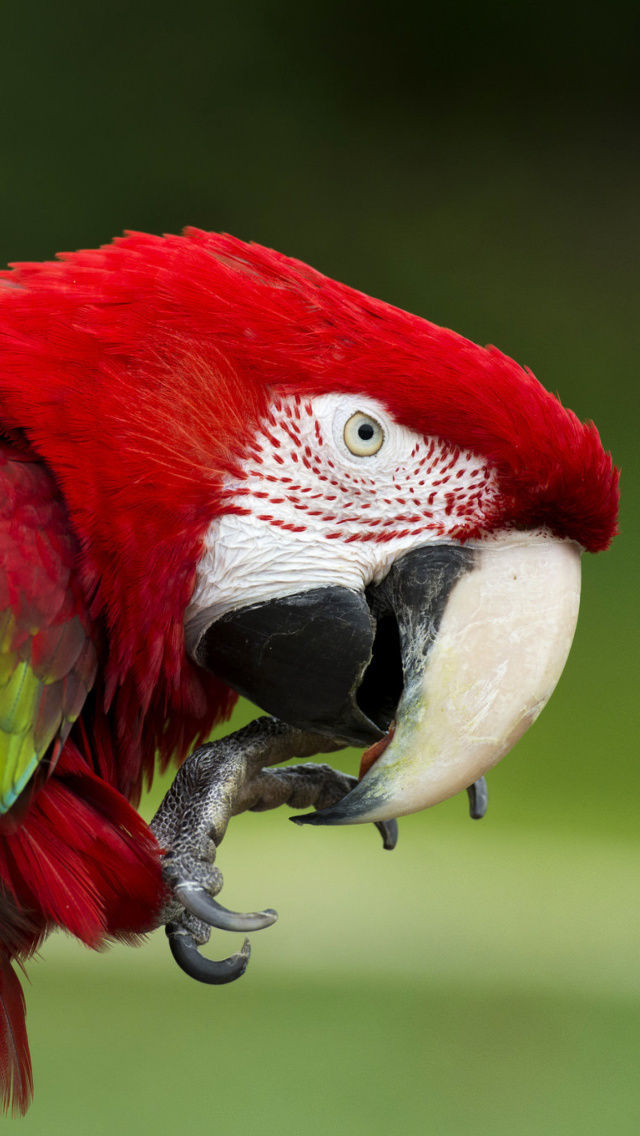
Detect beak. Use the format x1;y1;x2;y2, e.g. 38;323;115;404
297;533;581;826
186;531;581;826
185;542;473;748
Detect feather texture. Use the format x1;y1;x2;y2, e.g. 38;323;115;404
0;442;164;1111
0;950;32;1115
0;446;97;815
0;734;165;1113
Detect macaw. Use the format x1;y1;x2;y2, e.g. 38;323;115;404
0;230;617;1112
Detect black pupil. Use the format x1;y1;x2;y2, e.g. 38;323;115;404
358;422;375;441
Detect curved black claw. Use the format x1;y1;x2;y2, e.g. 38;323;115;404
466;777;489;820
375;818;398;851
291;811;400;850
174;883;278;931
166;923;251;985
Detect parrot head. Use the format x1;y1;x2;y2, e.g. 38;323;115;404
0;230;618;817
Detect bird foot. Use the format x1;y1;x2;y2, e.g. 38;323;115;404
150;717;397;984
151;720;285;984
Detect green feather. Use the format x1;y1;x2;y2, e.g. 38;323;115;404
0;657;43;812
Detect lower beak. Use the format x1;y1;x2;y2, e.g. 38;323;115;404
296;532;581;826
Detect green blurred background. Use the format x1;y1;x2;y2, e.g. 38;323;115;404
2;1;639;1132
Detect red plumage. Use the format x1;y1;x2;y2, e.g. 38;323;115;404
0;230;619;1112
0;950;31;1114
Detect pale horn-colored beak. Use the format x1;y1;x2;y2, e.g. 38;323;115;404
296;531;582;826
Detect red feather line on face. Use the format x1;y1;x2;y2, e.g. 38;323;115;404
221;391;501;546
0;230;619;781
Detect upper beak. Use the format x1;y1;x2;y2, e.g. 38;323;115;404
186;531;581;827
299;532;582;826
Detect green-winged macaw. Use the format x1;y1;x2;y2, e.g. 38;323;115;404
0;230;617;1111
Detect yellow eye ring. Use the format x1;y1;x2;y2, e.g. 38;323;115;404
343;412;384;457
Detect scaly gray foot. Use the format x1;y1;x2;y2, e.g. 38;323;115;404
151;717;398;983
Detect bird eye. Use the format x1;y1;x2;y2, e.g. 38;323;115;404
343;412;384;456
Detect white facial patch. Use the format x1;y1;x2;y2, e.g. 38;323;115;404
185;392;500;642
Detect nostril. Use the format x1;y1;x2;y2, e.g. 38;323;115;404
355;610;404;732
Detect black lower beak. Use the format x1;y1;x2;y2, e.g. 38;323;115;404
187;545;473;748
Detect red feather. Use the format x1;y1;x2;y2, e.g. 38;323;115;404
0;736;166;1113
0;951;32;1116
0;737;165;943
0;444;167;1111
